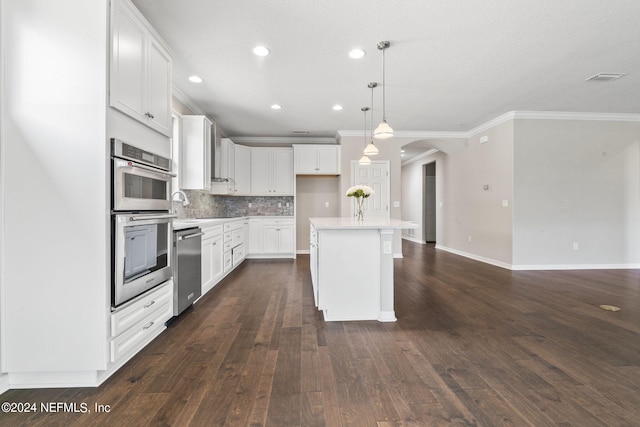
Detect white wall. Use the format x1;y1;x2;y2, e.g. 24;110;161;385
401;117;640;269
400;121;514;266
295;176;340;252
1;0;109;372
442;122;514;265
513;119;640;267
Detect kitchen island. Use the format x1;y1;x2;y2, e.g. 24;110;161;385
309;217;417;322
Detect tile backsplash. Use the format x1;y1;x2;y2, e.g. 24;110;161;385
173;190;294;218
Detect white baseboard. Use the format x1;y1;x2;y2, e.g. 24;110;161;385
299;249;403;258
297;249;310;255
435;245;513;270
511;263;640;270
6;370;102;390
435;244;640;271
402;236;425;244
378;310;397;322
0;373;9;395
245;254;296;260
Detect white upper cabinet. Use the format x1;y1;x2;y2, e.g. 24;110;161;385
293;144;341;175
251;148;293;195
181;115;212;190
233;145;252;195
213;138;250;195
110;0;173;136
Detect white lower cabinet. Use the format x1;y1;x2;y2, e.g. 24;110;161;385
224;220;245;272
247;217;295;258
110;280;173;363
248;218;263;253
201;225;224;294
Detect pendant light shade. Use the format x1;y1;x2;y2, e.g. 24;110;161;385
374;41;393;140
374;121;393;139
364;142;379;156
358;154;371;165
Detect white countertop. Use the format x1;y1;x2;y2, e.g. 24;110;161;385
309;217;417;230
174;216;294;230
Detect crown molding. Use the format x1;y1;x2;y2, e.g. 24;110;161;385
336;130;467;139
230;136;338;145
511;110;640;122
468;110;640;137
172;84;207;116
401;149;439;166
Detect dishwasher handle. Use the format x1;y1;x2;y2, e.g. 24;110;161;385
178;232;204;241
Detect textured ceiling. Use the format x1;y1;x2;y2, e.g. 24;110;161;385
132;0;640;144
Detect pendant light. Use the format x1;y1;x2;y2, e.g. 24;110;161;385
363;82;379;156
374;41;393;139
358;107;371;165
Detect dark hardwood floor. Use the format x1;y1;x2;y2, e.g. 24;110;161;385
2;241;640;426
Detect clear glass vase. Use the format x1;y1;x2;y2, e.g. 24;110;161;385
356;197;364;221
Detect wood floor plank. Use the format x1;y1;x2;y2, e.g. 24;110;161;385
245;349;279;427
2;241;640;426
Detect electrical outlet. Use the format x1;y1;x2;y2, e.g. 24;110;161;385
278;203;282;208
383;241;392;254
502;199;509;208
325;202;329;208
248;202;252;208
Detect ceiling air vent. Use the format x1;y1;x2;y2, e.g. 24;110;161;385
585;73;627;82
292;131;310;135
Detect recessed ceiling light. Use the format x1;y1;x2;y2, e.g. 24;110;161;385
349;49;365;59
253;46;270;56
332;105;343;111
188;75;203;83
270;104;282;110
400;149;405;153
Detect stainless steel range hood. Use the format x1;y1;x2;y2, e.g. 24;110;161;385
211;121;228;182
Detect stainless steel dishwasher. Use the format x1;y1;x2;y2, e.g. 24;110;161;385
173;227;203;316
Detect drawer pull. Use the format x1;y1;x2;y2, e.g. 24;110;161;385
143;321;155;330
144;300;155;309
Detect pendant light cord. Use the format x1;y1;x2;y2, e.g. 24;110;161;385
381;47;386;123
370;84;375;142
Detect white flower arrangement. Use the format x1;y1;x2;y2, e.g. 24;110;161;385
346;185;374;220
345;185;374;198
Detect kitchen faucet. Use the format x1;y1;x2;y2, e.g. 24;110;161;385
172;190;190;207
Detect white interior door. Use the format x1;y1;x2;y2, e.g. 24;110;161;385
351;161;390;219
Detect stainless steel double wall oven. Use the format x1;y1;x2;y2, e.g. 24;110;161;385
111;138;175;308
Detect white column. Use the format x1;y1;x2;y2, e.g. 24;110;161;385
378;228;396;322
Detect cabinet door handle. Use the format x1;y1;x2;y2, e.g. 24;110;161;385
143;321;155;330
145;112;155;119
144;300;155;309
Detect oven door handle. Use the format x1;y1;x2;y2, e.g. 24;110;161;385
128;213;178;221
126;161;177;178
